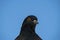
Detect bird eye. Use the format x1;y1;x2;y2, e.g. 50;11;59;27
31;19;33;21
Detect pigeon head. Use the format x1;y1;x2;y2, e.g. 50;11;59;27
21;15;38;32
23;15;38;26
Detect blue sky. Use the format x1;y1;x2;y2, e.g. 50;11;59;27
0;0;60;40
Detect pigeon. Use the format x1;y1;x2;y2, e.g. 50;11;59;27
15;15;42;40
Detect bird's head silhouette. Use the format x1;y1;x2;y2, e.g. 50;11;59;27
22;15;38;26
21;15;38;33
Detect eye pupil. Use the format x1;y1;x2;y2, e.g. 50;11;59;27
31;19;34;21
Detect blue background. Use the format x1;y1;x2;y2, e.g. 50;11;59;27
0;0;60;40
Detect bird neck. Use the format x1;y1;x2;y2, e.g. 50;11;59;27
21;23;36;33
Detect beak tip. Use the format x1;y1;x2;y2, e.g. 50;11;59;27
37;22;39;24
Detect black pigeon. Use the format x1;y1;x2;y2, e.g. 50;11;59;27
15;15;42;40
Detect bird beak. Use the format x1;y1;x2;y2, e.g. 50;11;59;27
33;20;38;24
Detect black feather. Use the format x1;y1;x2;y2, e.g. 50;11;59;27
15;15;42;40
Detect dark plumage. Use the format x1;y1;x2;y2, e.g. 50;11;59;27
15;15;42;40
